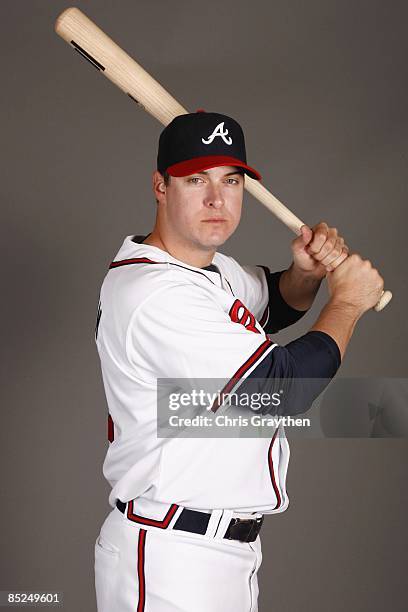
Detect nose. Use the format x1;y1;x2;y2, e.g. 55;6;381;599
203;183;224;209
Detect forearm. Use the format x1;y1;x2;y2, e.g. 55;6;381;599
279;262;322;311
310;299;361;360
237;329;341;416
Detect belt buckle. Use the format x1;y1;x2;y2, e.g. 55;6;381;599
226;515;264;542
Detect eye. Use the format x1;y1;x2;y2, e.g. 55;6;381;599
188;176;204;184
226;177;240;184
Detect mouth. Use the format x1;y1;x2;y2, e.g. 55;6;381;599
202;219;227;223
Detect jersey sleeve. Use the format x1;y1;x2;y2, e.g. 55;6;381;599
126;282;275;383
126;283;341;416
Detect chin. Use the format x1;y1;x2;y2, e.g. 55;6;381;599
203;240;226;250
201;233;230;249
199;226;234;249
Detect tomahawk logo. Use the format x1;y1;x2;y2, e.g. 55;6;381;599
201;122;233;145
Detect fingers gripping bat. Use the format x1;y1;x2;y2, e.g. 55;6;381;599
54;7;392;312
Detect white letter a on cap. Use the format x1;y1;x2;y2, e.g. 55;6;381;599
201;122;233;145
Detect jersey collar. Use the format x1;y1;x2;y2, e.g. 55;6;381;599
113;235;223;282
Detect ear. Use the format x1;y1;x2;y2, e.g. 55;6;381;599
152;170;166;203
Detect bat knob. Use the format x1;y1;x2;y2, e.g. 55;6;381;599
374;290;393;312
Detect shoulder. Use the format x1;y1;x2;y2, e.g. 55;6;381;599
102;258;170;307
213;251;267;297
214;251;266;280
213;250;242;274
102;260;218;323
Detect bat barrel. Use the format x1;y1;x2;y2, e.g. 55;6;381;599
55;7;187;125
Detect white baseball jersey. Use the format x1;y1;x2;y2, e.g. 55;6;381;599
95;234;290;514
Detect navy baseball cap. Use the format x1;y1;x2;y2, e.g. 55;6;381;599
157;110;262;181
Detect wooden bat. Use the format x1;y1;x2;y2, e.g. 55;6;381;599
54;7;392;312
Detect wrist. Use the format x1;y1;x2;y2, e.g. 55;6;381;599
310;298;362;360
290;261;325;283
279;263;322;311
326;297;363;321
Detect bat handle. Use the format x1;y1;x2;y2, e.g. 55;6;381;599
293;224;393;313
244;181;393;312
374;290;393;312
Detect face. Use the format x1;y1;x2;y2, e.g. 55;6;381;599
153;166;244;253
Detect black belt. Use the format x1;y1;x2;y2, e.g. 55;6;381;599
116;500;263;543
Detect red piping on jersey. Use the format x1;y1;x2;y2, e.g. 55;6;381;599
109;257;159;268
268;428;282;509
210;339;273;412
137;529;146;612
127;500;179;528
109;258;219;286
107;414;114;442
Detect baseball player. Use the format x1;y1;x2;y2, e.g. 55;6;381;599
94;110;384;611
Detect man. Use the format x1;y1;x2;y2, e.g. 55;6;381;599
94;111;383;611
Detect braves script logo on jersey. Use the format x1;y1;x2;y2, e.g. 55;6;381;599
229;299;260;334
201;122;233;145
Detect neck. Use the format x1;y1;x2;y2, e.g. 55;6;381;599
143;230;215;268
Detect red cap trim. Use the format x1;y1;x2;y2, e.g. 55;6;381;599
166;155;262;181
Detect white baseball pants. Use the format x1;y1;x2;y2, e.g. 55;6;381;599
94;502;263;611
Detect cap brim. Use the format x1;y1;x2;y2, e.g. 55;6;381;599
166;155;262;181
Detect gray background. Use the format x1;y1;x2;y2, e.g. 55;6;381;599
1;0;407;609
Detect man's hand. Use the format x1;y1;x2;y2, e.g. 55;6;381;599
291;222;349;280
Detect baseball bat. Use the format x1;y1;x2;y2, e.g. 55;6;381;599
54;7;392;312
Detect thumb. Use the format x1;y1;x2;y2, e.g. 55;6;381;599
292;224;313;251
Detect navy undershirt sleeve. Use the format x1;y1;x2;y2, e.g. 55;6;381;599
258;266;309;333
237;331;341;416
